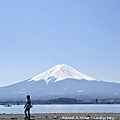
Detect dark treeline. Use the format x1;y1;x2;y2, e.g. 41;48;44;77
1;98;120;105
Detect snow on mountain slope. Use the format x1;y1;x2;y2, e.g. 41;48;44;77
29;64;96;84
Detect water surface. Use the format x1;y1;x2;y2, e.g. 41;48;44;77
0;104;120;114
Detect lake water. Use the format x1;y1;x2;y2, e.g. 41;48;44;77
0;104;120;114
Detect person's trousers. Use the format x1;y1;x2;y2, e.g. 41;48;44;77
24;107;30;119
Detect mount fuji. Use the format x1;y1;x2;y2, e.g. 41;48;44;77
29;64;96;84
0;64;120;100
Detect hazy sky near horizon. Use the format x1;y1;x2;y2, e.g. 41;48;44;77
0;0;120;87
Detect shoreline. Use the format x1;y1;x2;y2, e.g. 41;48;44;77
0;113;120;120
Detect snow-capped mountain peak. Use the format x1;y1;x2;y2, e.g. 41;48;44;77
2;64;120;100
29;64;96;84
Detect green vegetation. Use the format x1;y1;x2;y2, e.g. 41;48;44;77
1;98;120;105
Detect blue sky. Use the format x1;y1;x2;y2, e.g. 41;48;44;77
0;0;120;86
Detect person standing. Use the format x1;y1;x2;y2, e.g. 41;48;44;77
24;95;32;119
